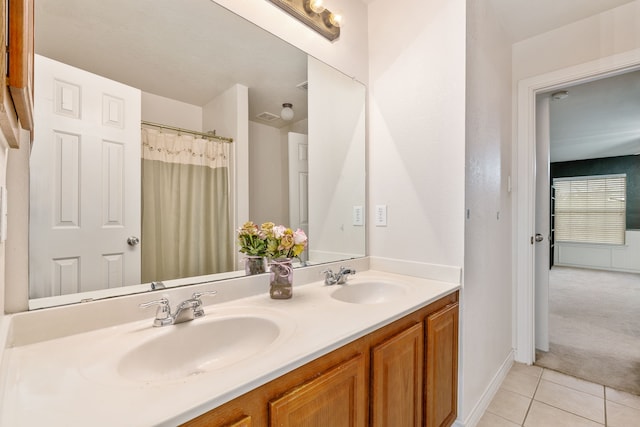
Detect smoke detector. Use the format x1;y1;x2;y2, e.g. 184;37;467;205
551;90;569;100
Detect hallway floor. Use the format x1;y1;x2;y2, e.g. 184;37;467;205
478;363;640;426
535;266;640;395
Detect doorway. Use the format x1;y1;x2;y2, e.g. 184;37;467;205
532;70;640;394
513;49;640;366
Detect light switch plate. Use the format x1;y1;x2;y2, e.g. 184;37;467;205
375;204;387;226
353;206;364;226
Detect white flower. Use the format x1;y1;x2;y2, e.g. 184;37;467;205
273;225;287;238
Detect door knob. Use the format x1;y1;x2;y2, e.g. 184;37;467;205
530;234;544;244
127;236;140;246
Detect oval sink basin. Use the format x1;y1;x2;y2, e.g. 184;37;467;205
330;281;408;304
118;316;282;383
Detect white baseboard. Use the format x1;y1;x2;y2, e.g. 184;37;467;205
456;350;514;427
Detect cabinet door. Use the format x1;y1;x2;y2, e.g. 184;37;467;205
182;412;251;427
269;354;366;427
425;302;459;427
226;416;251;427
371;322;424;427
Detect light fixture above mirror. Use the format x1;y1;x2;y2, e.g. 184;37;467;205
266;0;341;41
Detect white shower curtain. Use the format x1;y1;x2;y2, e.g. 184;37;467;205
141;128;233;283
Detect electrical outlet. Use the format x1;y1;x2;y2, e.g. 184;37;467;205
353;206;364;226
375;204;387;226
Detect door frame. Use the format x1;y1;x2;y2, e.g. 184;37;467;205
513;48;640;364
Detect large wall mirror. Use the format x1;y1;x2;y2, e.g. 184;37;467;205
29;0;366;309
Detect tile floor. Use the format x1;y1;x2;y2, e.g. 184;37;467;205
478;363;640;427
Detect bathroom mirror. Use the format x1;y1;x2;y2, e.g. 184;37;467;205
29;0;366;308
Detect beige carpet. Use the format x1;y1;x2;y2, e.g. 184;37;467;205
535;266;640;396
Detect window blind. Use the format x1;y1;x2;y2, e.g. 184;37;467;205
553;174;626;245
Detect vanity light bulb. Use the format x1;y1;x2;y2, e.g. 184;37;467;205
329;12;343;27
309;0;325;14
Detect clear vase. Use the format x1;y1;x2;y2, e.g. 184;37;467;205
244;256;266;275
269;258;293;299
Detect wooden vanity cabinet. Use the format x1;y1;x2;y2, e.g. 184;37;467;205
371;321;424;426
182;291;458;427
1;0;34;148
425;302;459;427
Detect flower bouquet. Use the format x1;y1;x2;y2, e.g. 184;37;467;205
237;221;268;275
237;221;308;298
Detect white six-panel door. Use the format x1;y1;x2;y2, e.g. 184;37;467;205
288;132;309;240
30;54;141;298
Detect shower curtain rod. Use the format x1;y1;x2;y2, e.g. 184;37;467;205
141;120;234;143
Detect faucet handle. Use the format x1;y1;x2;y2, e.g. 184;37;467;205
139;297;172;327
321;269;338;285
337;266;356;284
192;290;217;300
191;290;217;318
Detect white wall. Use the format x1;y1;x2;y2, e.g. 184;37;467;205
203;84;250;265
555;230;640;273
4;131;31;314
513;0;640;81
308;57;366;261
463;0;514;424
283;118;308;136
368;0;466;268
141;92;202;130
0;142;10;315
248;121;289;226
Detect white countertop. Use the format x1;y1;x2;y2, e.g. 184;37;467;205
0;269;459;427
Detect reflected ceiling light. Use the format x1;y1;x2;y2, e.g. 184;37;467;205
267;0;341;41
280;103;294;121
551;90;569;100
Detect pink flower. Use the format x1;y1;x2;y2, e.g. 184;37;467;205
293;229;308;246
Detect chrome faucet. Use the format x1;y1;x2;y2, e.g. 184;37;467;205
139;290;217;327
322;267;356;285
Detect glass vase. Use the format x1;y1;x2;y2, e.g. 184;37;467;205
244;256;266;275
269;258;293;299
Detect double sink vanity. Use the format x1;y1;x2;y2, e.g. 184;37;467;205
0;261;459;426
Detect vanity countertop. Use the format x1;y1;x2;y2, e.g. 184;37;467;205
0;269;459;427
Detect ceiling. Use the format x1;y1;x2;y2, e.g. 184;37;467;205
35;0;309;129
547;71;640;162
